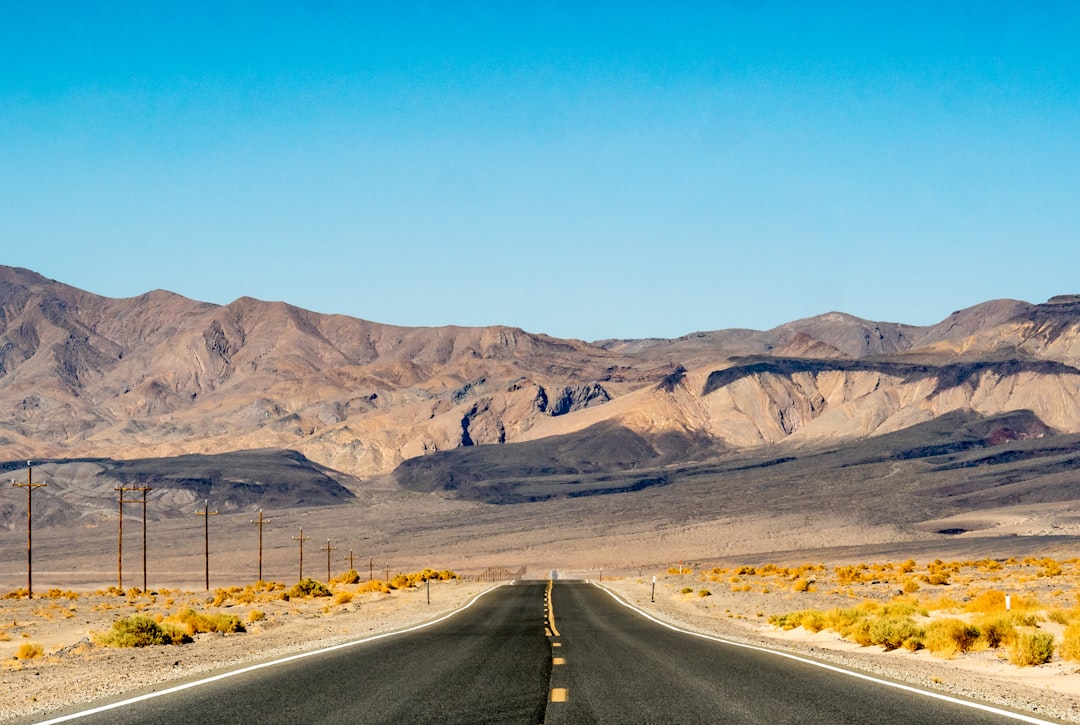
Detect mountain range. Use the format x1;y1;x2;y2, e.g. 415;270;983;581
2;264;1080;569
2;265;1078;479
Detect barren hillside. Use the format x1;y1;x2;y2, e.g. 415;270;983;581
4;265;1080;486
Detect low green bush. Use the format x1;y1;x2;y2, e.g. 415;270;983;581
288;579;332;598
1008;632;1055;666
96;615;191;647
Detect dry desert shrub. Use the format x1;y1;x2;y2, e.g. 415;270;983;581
769;609;827;632
924;618;980;659
1058;622;1080;662
333;591;354;605
44;588;79;600
356;579;391;594
247;609;266;623
868;615;924;652
1007;632;1055;666
331;570;361;586
166;608;245;635
834;566;870;585
15;642;43;660
1037;558;1064;577
96;615;191;647
974;614;1016;649
287;579;332;598
388;569;458;589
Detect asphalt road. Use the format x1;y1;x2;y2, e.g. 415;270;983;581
37;581;1055;724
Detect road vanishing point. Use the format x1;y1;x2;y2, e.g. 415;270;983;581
32;580;1059;725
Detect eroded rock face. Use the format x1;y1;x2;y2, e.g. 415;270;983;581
1;264;1080;479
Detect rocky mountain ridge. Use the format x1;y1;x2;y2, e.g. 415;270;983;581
2;264;1079;487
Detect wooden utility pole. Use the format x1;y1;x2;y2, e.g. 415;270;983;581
368;555;373;582
250;510;275;582
292;527;310;581
12;461;46;599
345;549;355;572
196;500;217;591
321;539;337;582
115;486;148;590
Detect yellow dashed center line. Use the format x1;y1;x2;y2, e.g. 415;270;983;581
546;579;560;637
547;579;568;706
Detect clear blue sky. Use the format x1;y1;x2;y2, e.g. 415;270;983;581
2;2;1078;341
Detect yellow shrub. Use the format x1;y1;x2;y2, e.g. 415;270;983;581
166;609;245;635
331;570;361;586
977;614;1016;648
964;590;1007;614
247;610;266;624
333;592;355;605
16;643;43;659
835;566;868;585
924;618;980;659
1008;632;1055;666
1058;621;1080;662
356;579;391;594
1037;558;1063;577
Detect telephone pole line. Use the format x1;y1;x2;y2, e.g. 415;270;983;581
345;548;355;572
12;461;46;599
249;510;275;582
292;527;311;581
115;486;149;590
321;539;337;582
196;500;217;591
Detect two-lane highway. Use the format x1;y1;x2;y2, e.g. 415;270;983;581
34;580;1057;724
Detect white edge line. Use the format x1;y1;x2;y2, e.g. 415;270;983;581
591;582;1059;725
34;584;505;725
